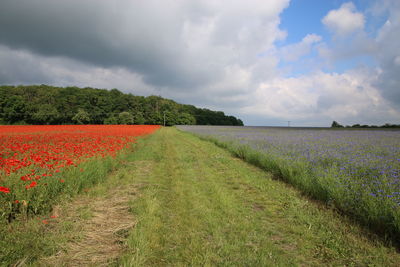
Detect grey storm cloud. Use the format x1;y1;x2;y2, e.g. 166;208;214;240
0;45;52;84
0;0;287;90
0;0;219;88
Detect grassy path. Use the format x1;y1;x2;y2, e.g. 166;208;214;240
11;127;398;266
117;128;399;266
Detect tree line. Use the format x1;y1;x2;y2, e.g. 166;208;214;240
331;121;400;128
0;85;243;126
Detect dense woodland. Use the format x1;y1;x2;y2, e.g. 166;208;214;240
0;85;243;126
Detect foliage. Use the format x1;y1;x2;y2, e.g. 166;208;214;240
347;123;400;128
103;116;119;125
118;111;134;125
331;121;344;128
330;121;400;128
32;104;60;125
72;109;91;124
0;85;243;126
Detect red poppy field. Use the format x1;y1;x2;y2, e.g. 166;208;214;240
0;125;160;221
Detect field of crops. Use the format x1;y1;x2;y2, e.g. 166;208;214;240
0;125;160;222
178;125;400;237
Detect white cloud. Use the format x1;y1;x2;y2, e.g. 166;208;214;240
322;2;365;36
317;1;400;111
280;34;322;62
373;1;400;106
240;69;399;126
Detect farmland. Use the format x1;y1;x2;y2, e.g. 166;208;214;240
178;125;400;239
2;126;400;265
0;125;160;222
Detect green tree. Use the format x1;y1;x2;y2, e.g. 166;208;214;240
133;112;145;125
104;115;118;125
32;104;60;124
3;95;27;124
175;113;196;125
118;111;134;125
0;85;245;126
72;109;91;124
331;121;343;128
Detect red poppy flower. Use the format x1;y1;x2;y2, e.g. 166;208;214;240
0;186;10;193
26;181;37;189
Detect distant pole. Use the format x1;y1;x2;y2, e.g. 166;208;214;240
163;111;166;127
288;121;291;127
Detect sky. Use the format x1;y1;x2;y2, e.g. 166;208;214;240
0;0;399;126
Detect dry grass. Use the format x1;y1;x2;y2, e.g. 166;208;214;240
123;160;154;177
40;185;138;267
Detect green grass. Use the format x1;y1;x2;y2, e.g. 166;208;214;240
118;128;400;266
2;127;400;266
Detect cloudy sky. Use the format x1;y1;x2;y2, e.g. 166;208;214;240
0;0;399;126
